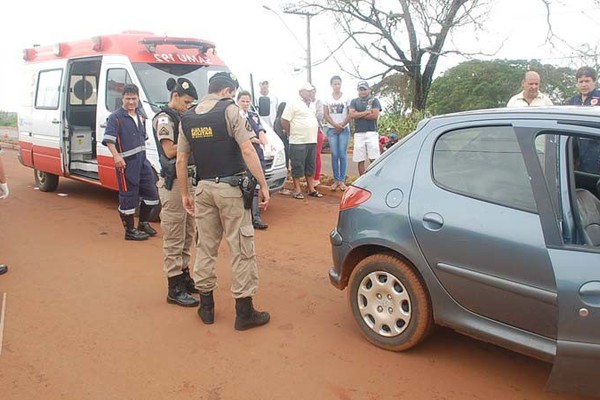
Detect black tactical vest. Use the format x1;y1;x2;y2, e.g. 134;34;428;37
153;106;195;167
181;99;246;180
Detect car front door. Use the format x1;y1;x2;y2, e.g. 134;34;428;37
409;122;559;339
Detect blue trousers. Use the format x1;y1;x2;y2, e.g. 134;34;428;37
116;153;159;214
327;126;350;182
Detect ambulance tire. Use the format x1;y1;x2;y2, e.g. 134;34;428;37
34;169;59;192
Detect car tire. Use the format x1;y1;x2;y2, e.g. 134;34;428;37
34;169;59;192
347;254;433;351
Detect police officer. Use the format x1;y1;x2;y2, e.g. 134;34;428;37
177;72;271;331
102;84;160;241
237;90;269;230
152;78;199;307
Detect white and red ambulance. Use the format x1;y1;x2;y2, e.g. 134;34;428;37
17;31;287;193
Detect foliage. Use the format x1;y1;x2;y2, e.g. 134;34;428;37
378;109;430;140
0;111;17;127
427;59;577;115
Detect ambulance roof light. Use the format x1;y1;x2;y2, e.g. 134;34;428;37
139;37;216;55
92;36;103;52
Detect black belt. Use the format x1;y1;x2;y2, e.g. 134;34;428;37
202;175;243;185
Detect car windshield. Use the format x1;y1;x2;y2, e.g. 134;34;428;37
132;63;229;112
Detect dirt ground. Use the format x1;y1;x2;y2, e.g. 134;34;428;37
0;148;593;400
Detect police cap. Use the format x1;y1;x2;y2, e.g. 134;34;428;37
167;77;198;100
209;71;239;89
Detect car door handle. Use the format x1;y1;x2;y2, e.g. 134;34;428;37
99;123;107;128
422;213;444;231
579;281;600;307
52;119;60;124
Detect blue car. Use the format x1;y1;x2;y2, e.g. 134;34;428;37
329;106;600;398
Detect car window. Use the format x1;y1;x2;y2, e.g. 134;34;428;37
432;126;536;212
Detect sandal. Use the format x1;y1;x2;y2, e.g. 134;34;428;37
330;182;339;191
308;190;323;198
293;192;305;199
338;182;347;191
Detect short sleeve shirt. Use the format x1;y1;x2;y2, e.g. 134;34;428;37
153;110;180;144
350;96;381;133
324;94;351;127
281;99;319;144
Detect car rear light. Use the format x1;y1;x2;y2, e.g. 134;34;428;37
340;186;371;210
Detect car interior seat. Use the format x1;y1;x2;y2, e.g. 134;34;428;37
574;188;600;246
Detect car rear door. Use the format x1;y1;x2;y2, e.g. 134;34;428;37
409;120;559;339
533;130;600;397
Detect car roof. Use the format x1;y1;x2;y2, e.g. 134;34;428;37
429;106;600;121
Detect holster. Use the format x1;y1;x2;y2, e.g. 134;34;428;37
236;176;258;210
160;154;176;191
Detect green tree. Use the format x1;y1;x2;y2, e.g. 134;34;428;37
427;59;576;115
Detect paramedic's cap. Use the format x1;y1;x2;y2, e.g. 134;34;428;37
177;78;198;100
299;82;315;91
357;80;370;89
209;72;239;89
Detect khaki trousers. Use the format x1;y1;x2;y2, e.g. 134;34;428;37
192;180;258;298
159;177;195;278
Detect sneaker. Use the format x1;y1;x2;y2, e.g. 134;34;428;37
330;181;339;191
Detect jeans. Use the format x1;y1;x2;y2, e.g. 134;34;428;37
327;126;350;182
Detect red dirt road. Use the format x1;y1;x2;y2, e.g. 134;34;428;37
0;148;592;400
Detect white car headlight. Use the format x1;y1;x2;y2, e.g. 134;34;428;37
273;148;286;168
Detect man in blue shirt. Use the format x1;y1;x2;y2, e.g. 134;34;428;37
349;80;382;176
569;67;600;173
102;84;160;241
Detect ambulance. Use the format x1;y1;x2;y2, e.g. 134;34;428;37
17;31;288;194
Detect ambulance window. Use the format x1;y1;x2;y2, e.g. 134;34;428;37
35;69;62;109
106;69;133;112
70;75;97;106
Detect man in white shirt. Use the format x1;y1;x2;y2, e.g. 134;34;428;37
281;82;322;199
507;71;553;107
257;80;279;128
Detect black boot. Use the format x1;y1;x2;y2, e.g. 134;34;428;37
120;213;149;241
181;267;199;294
198;291;215;324
252;195;268;230
138;203;157;236
234;297;270;331
167;275;200;307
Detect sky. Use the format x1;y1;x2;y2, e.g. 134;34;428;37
0;0;599;112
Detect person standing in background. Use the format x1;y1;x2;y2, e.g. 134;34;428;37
506;71;553;107
0;143;9;275
323;75;351;191
257;80;279;129
310;87;325;187
568;66;600;173
237;90;269;230
349;80;382;176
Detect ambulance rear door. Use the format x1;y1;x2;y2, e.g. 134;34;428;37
95;56;136;190
24;59;68;177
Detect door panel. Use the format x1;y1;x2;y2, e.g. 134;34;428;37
409;123;558;338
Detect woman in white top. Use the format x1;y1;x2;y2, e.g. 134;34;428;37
323;75;351;191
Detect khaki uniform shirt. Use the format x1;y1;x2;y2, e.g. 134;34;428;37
178;94;255;152
153;110;179;145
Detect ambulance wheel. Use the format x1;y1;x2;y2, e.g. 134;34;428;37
34;169;59;192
